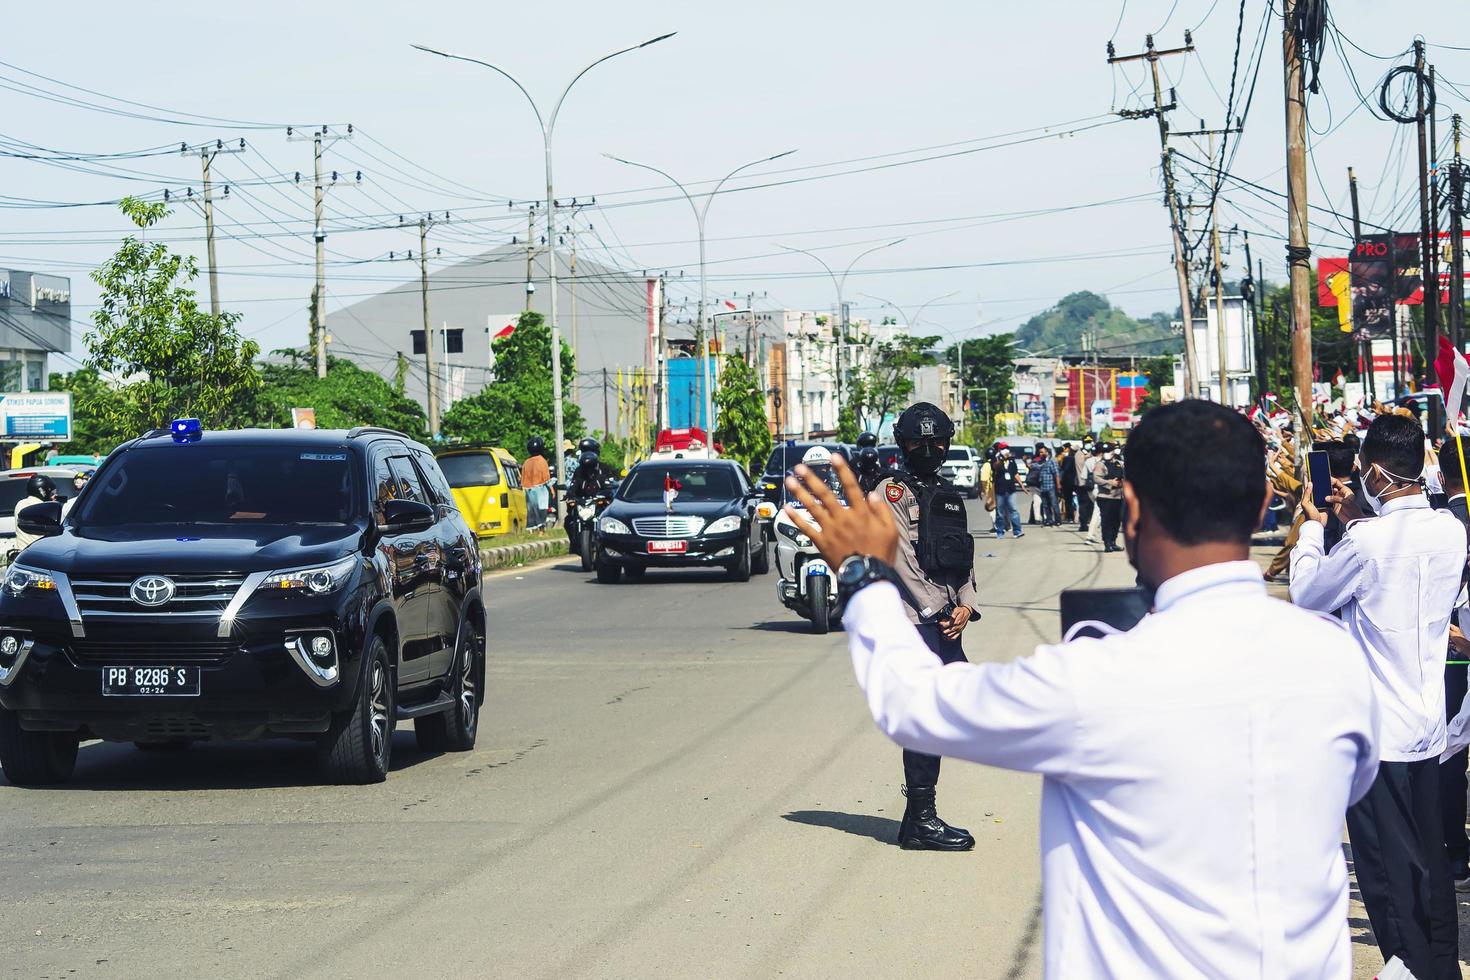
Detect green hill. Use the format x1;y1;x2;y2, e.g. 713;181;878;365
1014;291;1180;358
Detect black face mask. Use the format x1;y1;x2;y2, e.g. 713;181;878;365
904;441;946;476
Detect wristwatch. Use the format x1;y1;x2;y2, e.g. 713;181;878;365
837;554;900;600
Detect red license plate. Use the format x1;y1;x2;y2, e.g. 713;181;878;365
647;539;687;554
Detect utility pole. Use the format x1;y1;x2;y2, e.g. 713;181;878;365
1242;230;1267;404
512;202;539;312
1452;115;1466;358
1178;124;1243;404
419;216;439;436
181;139;243;317
1282;1;1314;426
1431;67;1446;350
602;367;611;435
1348;167;1374;402
288;125;354;379
1416;40;1439;362
1109;34;1199;397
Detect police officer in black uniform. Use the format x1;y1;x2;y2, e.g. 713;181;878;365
874;402;979;851
854;431;884;494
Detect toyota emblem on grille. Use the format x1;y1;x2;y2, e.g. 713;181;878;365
130;575;176;607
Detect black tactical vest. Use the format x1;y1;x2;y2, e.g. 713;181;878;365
894;473;973;576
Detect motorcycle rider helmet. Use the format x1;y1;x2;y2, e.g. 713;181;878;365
578;437;600;455
855;431;879;449
26;474;56;501
577;450;600;470
856;445;880;471
893;402;954;477
527;436;546;457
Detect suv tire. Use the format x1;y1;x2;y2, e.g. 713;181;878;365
318;633;394;784
0;709;78;785
415;623;482;753
595;560;622;584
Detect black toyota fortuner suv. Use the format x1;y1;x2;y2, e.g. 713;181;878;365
0;423;486;786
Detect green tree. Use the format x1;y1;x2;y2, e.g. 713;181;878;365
846;334;940;431
48;368;130;456
946;333;1016;428
1135;355;1177;412
252;354;429;439
836;404;860;443
439;310;583;451
713;354;772;474
87;197;261;436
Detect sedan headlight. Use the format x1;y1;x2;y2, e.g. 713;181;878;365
599;516;631;535
3;564;55;597
705;515;743;535
260;556;357;596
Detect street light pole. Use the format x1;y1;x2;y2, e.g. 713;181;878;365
413;33;673;512
606;150;795;438
775;240;905;418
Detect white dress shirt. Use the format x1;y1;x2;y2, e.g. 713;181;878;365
844;561;1379;979
1290;494;1465;762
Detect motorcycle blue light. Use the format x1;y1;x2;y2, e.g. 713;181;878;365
170;418;203;444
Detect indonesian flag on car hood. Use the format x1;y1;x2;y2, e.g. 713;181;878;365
663;473;681;511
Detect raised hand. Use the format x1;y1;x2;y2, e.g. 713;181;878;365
783;454;899;567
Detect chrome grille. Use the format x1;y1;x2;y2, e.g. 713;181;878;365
72;573;247;616
631;516;705;538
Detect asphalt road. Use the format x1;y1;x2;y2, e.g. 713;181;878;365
0;502;1446;978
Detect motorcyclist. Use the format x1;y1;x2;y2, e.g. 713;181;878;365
61;469;93;520
13;474;58;553
854;431;884;494
567;442;611;504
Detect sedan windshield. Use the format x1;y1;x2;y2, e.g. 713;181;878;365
74;445;358;527
619;466;738;503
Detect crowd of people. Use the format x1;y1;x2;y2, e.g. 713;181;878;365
976;435;1127;551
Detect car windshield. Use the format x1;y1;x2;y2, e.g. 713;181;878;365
946;449;970;461
74;445;359;527
762;445;848;475
619;466;739;503
0;477;36;516
437;452;501;489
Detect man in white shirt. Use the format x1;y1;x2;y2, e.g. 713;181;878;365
784;400;1380;979
1291;411;1465;980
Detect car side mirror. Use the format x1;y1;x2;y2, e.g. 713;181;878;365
379;498;434;534
17;500;63;537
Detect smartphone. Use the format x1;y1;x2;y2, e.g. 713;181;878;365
1059;587;1150;639
1306;450;1332;510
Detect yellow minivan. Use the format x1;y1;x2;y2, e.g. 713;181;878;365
435;446;528;539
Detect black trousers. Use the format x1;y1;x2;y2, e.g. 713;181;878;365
901;621;969;789
1098;497;1123;548
1347;760;1459;980
1076;491;1094;531
1443;659;1469;876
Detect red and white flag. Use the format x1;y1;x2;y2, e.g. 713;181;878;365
1435;335;1470;429
663;473;681;511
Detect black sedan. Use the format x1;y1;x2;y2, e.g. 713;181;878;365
593;459;769;583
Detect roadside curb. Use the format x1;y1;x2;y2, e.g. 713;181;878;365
480;535;570;570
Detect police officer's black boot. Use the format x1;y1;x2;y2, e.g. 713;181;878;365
897;785;974;851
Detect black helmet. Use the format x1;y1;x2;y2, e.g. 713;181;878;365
856;446;880;469
577;437;600;455
855;431;879;448
892;402;954;476
577;450;599;469
26;474;55;500
527;436;546;457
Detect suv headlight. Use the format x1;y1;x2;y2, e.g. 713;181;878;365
705;515;742;535
261;556;357;596
3;564;55;597
599;516;631;535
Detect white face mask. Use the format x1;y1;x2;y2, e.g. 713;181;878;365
1359;460;1423;514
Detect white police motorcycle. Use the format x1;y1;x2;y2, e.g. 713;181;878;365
771;446;844;634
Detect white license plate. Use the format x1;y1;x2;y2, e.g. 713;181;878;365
102;666;201;697
647;540;688;554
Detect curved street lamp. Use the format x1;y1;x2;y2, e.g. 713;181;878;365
605;149;795;436
413;33;674;512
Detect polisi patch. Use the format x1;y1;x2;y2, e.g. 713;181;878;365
943;501;962;513
886;483;905;503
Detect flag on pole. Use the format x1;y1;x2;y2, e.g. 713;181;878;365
1435;336;1470;429
724;300;738;311
663;473;681;511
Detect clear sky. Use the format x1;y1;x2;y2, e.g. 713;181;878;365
3;0;1468;372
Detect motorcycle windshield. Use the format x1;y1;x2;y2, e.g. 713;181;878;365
784;465;847;507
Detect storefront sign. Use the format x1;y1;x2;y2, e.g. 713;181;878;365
0;391;71;440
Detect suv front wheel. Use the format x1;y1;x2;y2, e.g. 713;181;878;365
318;633;395;784
0;709;79;785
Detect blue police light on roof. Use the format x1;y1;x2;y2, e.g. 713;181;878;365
170;418;203;444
